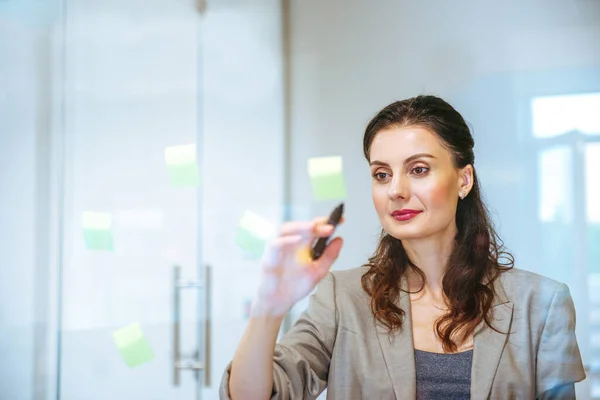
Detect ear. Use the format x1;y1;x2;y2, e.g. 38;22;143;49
457;164;474;199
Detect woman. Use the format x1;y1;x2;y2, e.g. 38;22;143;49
220;95;586;399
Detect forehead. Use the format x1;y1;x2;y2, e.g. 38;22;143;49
369;125;449;163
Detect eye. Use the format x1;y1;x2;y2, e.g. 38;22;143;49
411;166;429;175
372;172;389;181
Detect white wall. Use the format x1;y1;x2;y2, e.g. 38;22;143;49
287;0;600;397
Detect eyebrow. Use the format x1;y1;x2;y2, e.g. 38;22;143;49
369;153;436;167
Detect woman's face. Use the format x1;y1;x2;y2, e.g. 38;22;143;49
369;125;472;241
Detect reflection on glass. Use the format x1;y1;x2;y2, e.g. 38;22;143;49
586;143;600;227
538;147;573;224
588;143;600;276
586;143;600;395
537;146;575;291
532;93;600;138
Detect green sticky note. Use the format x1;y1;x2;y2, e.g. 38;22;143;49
167;164;200;187
308;156;347;201
113;322;155;368
235;211;275;259
83;229;114;251
165;144;200;187
81;212;114;251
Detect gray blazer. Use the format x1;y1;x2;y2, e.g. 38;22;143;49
220;267;586;399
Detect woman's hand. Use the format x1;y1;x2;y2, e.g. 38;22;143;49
251;217;344;318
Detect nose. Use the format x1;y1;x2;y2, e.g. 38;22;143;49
388;174;410;200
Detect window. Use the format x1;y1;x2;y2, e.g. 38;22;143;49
532;93;600;138
533;92;600;398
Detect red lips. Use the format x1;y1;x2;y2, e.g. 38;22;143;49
391;209;422;221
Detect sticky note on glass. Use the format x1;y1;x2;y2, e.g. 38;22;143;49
82;212;114;251
308;156;347;201
164;144;200;187
113;322;155;368
235;211;275;259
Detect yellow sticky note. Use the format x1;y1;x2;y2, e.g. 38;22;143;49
235;211;275;259
308;156;347;201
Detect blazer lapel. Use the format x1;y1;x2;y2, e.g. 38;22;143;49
374;276;416;399
373;274;514;399
471;279;514;399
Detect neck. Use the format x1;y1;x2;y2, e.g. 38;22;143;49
402;223;457;297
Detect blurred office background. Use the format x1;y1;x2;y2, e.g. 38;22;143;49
1;0;599;398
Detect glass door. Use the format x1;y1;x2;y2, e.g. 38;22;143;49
57;0;205;398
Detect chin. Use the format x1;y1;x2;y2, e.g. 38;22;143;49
385;227;428;241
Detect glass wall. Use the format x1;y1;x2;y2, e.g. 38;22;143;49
1;0;599;399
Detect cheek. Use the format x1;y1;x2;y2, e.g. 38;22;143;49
420;179;456;209
371;185;388;212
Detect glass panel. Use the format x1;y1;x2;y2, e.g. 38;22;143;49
4;1;600;399
59;0;200;398
532;93;600;138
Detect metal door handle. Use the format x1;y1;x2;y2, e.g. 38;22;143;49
172;265;211;387
177;361;204;371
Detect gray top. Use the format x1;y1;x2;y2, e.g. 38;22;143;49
414;349;473;400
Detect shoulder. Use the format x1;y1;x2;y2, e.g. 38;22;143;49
495;268;572;310
500;268;562;289
330;266;369;287
327;266;371;300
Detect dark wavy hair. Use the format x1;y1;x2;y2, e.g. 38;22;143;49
360;95;514;353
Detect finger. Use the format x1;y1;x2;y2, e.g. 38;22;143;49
262;234;302;270
316;236;344;266
294;244;313;266
302;214;344;236
312;216;329;225
313;216;345;226
310;237;343;280
279;220;317;237
280;220;335;239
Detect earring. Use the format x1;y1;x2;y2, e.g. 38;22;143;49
459;191;466;199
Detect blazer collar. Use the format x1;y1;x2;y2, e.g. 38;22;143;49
471;275;513;399
374;274;513;399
